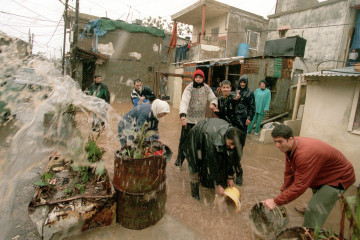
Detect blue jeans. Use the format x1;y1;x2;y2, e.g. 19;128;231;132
160;85;167;96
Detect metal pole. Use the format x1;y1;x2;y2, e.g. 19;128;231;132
62;0;68;75
260;112;289;126
71;0;79;79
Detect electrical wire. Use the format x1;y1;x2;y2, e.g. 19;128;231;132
58;0;76;10
12;0;53;21
3;25;61;51
46;16;63;45
0;23;64;28
0;11;59;23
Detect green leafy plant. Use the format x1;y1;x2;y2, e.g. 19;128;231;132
339;186;360;240
85;133;105;163
74;183;85;194
312;185;360;240
313;226;331;239
71;164;89;183
33;172;53;187
121;123;158;159
64;187;72;195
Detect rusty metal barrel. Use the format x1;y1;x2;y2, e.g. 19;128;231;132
113;142;167;230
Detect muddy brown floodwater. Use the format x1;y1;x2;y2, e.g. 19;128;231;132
78;101;355;240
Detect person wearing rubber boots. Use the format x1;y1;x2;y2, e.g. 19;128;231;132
233;75;255;186
262;124;355;229
181;118;243;200
175;69;217;167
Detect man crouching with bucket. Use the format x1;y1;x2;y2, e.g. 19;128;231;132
262;124;355;229
181;118;243;200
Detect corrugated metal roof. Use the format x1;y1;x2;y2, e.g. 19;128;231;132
184;56;244;65
301;67;360;77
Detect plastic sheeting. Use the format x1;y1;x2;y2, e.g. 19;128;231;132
82;19;166;38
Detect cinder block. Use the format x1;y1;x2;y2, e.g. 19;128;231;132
259;128;274;144
283;119;302;136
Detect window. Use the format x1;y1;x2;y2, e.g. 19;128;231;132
279;29;287;38
211;27;219;37
281;14;289;24
247;30;260;51
278;26;289;38
348;81;360;134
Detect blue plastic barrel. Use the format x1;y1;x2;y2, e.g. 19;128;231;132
237;43;250;57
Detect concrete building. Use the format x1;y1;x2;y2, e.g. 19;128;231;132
267;0;360;69
0;31;31;59
67;11;186;102
170;55;309;119
171;0;268;61
299;68;360;184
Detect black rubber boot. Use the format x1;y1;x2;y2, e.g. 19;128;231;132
235;174;243;186
190;182;200;200
174;157;183;166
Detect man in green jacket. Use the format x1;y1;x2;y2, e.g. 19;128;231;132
181;118;242;200
89;74;110;131
89;74;110;103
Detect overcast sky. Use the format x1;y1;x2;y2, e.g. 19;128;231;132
0;0;279;59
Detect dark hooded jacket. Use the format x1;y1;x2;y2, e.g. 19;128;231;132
234;75;255;131
182;118;241;188
214;92;237;127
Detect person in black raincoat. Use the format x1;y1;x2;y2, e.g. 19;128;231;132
213;80;237;124
181;118;242;200
233;75;255;185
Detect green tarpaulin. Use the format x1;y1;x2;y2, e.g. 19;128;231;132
85;19;166;38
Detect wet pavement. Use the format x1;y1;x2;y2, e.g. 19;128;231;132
0;101;356;240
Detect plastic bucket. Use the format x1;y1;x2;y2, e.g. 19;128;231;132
224;187;241;212
249;203;288;239
214;187;241;213
237;43;249;57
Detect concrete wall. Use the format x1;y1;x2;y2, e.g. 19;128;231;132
226;11;268;57
192;14;228;41
171;67;185;109
267;0;355;69
76;29;176;102
275;0;318;13
300;78;360;185
191;8;268;59
187;42;226;61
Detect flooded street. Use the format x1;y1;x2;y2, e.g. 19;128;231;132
0;98;356;240
64;101;355;240
1;0;359;238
